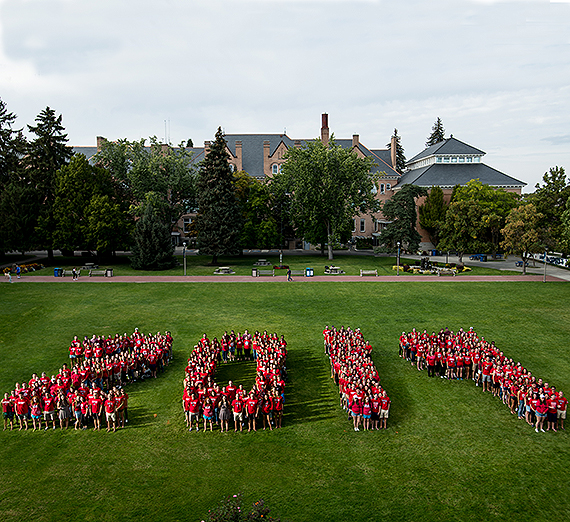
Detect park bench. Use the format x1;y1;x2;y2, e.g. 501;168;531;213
253;259;271;266
324;266;345;274
257;269;275;277
360;269;377;277
89;269;106;277
289;269;305;277
62;270;75;277
82;263;98;270
214;267;235;274
437;269;456;277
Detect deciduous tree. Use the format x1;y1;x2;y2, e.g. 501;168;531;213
418;186;447;246
275;137;378;260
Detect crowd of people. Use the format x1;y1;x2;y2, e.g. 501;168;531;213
182;330;287;433
399;327;567;433
324;326;390;431
2;329;173;432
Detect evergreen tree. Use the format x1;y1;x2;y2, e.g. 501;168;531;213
130;200;176;270
418;186;447;246
194;127;243;264
426;117;445;147
380;184;427;252
0;97;26;184
387;128;406;174
25;107;73;258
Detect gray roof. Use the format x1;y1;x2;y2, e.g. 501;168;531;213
398;163;526;188
73;146;98;162
407;137;485;164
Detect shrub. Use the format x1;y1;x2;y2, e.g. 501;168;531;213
205;493;280;522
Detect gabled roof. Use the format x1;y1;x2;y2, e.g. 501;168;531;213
407;137;485;164
73;146;98;162
398;163;526;188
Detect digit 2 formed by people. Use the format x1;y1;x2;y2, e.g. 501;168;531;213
182;330;287;433
399;327;567;433
2;329;173;432
324;325;390;432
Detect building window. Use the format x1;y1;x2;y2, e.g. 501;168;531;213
386;183;391;191
352;219;356;232
374;219;378;232
360;219;366;233
272;163;280;174
458;157;465;163
229;163;236;172
474;156;480;163
380;183;385;194
437;157;443;163
443;157;450;163
466;157;472;163
183;217;192;233
451;156;458;163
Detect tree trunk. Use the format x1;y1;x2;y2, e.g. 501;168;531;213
522;255;527;275
458;251;463;263
212;254;218;265
47;248;54;261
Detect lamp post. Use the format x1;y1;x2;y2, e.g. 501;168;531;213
397;241;401;276
543;249;547;283
183;242;187;276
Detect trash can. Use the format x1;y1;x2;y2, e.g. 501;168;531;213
480;255;487;262
54;268;63;277
105;268;113;277
252;268;258;277
305;267;314;277
431;249;437;256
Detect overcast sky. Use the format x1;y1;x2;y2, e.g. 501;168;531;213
1;0;569;190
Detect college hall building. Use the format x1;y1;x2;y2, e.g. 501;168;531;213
74;114;526;250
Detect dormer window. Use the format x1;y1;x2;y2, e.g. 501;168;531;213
272;164;281;174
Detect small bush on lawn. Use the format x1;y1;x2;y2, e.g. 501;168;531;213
205;493;281;522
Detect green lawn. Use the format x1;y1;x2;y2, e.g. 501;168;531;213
1;281;569;522
24;252;519;277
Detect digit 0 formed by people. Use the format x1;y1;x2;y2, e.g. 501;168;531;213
324;325;390;432
2;329;173;432
182;330;287;433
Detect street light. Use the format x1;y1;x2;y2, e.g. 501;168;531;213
397;241;401;276
183;242;187;276
543;249;547;283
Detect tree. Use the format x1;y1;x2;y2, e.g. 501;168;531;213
194;127;243;264
233;171;280;249
52;154;132;257
418;186;447;246
130;199;176;270
451;179;519;257
94;137;196;225
25;107;73;258
501;203;546;275
274;137;378;260
438;199;488;263
386;128;406;174
526;166;569;252
380;184;427;252
0;97;26;184
426;117;445;147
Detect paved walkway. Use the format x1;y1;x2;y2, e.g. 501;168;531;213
7;274;564;283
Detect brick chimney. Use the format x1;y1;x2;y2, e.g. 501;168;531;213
321;113;329;148
263;140;271;176
390;135;397;171
235;140;243;171
352;134;359;149
204;141;211;157
96;136;106;151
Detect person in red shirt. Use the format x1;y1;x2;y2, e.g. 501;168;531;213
105;391;117;432
232;395;244;432
480;357;493;393
261;393;273;431
272;390;284;429
557;391;567;430
546;394;559;432
362;397;372;431
2;392;14;431
30;396;43;431
43;392;57;430
89;391;103;431
535;396;548;432
380;391;391;430
245;393;259;432
351;396;362;432
202;398;214;432
14;393;29;431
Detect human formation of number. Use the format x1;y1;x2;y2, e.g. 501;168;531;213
324;326;390;431
399;327;567;432
182;330;287;433
2;329;173;432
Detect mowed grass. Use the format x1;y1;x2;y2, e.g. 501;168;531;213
26;252;519;277
0;281;569;522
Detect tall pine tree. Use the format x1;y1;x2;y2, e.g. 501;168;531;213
25;107;73;258
426;117;445;147
387;128;406;174
194;127;242;264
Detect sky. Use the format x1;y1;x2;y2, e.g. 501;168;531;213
1;0;569;191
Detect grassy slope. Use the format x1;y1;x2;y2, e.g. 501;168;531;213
0;281;569;522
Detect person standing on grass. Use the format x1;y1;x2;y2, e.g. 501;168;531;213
90;390;103;431
351;396;362;432
232;394;244;432
202;397;214;432
272;389;283;429
218;396;231;433
57;391;70;430
362;397;372;431
379;390;391;430
2;393;14;430
105;391;117;432
547;393;559;432
246;392;259;432
14;392;29;431
261;393;273;431
30;396;42;431
43;392;57;430
535;396;548;432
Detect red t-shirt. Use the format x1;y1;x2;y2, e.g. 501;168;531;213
232;398;244;413
246;398;258;415
557;397;568;411
14;397;29;415
105;399;116;414
1;398;13;413
89;397;103;415
380;396;391;410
